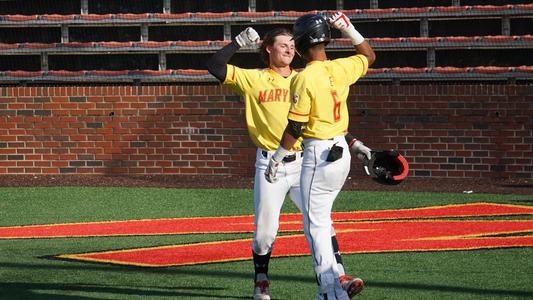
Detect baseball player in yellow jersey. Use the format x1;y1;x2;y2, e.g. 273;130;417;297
265;12;375;300
207;26;363;300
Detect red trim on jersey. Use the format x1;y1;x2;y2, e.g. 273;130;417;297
288;111;309;117
231;65;236;81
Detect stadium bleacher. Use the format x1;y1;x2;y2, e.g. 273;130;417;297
0;0;531;83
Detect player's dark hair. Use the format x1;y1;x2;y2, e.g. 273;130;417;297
260;28;293;66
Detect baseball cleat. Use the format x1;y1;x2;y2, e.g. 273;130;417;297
339;275;364;298
253;280;271;300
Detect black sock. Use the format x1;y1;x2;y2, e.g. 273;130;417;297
253;250;271;281
332;235;343;265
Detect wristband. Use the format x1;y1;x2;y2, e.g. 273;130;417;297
345;132;358;147
345;26;365;45
272;146;290;162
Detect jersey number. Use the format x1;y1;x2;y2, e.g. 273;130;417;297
331;91;341;122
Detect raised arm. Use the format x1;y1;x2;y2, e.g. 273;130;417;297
206;27;260;82
328;12;376;66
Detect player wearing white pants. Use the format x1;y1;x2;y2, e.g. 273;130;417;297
266;12;376;299
253;148;303;254
300;136;351;281
254;147;344;261
208;27;360;300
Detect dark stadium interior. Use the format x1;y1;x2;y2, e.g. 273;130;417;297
255;0;337;12
0;55;40;71
149;26;224;42
0;27;60;43
69;27;141;43
0;0;531;82
48;54;159;71
511;18;533;35
436;49;533;67
89;0;164;14
0;0;81;15
352;21;421;38
428;19;502;37
171;0;248;13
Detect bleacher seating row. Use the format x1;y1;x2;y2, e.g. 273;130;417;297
2;66;531;83
1;4;531;24
2;35;530;52
0;3;531;83
2;4;531;43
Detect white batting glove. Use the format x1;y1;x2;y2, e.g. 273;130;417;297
328;12;365;45
264;157;280;183
350;140;372;161
234;27;260;48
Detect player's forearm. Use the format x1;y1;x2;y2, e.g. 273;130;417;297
328;12;376;66
206;40;240;82
280;129;299;151
355;40;375;66
271;130;298;162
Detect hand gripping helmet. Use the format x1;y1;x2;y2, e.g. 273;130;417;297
293;14;331;56
363;150;409;185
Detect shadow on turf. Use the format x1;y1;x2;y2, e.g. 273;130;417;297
3;261;533;298
0;282;247;299
506;198;533;204
368;280;533;298
42;256;313;283
10;258;316;284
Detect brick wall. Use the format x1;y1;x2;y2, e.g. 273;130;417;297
348;84;532;179
0;84;531;178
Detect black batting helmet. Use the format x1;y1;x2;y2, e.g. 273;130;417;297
293;14;331;56
363;150;409;185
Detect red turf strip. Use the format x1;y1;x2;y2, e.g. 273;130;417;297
1;202;531;239
1;203;531;267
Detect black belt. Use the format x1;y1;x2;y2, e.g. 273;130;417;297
261;150;302;163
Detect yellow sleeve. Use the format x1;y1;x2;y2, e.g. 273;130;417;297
222;64;257;95
335;54;369;85
288;73;312;123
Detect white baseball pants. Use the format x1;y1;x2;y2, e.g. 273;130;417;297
252;148;303;255
300;136;351;289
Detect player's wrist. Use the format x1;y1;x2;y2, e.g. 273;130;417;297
345;26;365;45
344;132;356;147
234;36;245;48
272;146;290;162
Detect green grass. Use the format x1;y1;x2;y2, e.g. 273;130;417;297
0;187;532;299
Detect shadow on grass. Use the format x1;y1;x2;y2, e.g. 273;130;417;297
368;280;533;298
4;262;532;298
0;261;301;299
4;259;314;283
0;282;247;299
506;199;533;204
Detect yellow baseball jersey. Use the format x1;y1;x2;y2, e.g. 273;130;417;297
223;64;302;151
288;54;368;140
